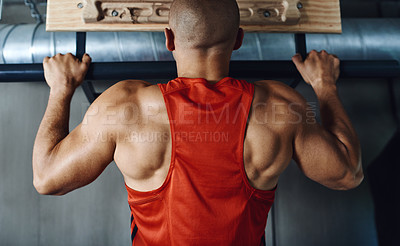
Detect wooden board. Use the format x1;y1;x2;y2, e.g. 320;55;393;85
46;0;341;33
82;0;301;25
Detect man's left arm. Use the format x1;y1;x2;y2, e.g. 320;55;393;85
33;53;115;195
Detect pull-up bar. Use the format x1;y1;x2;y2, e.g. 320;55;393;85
0;60;399;83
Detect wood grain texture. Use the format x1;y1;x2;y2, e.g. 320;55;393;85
46;0;341;33
82;0;301;25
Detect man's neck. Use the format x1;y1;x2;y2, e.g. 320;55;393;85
175;49;231;84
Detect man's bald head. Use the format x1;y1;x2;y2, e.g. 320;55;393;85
169;0;240;50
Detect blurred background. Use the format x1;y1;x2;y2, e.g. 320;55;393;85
0;0;399;245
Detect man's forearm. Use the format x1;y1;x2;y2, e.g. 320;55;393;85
313;84;362;173
33;90;74;176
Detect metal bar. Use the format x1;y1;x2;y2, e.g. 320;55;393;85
81;80;99;103
290;33;307;88
76;32;98;103
0;0;3;21
76;32;86;59
295;33;307;59
1;60;399;83
388;79;400;127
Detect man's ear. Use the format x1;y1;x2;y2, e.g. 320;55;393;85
165;28;175;52
233;28;244;51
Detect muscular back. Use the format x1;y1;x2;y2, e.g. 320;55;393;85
106;79;302;192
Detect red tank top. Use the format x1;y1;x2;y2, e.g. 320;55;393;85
125;77;275;245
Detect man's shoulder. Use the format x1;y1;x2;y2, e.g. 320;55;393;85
254;80;307;106
83;80;163;127
107;79;155;96
94;80;158;105
251;80;309;128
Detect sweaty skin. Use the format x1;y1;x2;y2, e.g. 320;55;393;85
33;0;363;196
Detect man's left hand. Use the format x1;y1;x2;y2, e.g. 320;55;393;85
43;53;91;95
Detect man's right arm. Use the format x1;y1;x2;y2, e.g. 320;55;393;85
291;50;363;190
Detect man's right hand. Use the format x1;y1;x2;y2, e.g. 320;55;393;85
292;50;340;90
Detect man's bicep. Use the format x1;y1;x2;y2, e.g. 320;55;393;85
45;118;116;195
293;118;349;188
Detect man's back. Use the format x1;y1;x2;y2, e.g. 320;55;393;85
116;77;276;244
106;78;301;193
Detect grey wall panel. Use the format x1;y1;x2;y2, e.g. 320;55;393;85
0;82;45;246
276;164;378;246
272;79;398;246
338;80;398;164
37;165;130;246
0;83;130;246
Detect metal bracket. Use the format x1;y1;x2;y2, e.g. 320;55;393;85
76;32;86;59
294;33;307;59
24;0;44;23
290;33;307;88
0;0;3;21
388;79;400;128
76;32;99;103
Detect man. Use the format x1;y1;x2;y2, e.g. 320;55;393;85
33;0;363;245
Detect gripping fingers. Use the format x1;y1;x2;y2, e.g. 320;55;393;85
292;53;304;69
81;54;92;67
292;53;311;83
43;56;50;63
